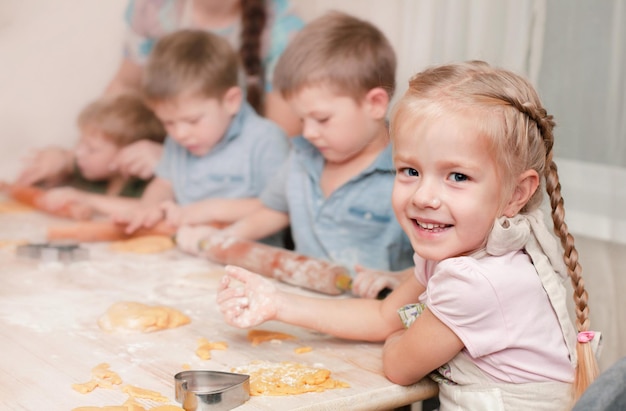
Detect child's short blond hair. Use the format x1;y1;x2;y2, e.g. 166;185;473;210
274;11;396;101
142;29;240;102
77;93;165;146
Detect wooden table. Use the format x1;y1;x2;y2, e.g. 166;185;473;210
0;206;437;411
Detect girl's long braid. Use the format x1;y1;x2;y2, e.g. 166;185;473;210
240;0;266;113
513;99;599;399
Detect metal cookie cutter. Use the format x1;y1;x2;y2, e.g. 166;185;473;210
16;242;89;262
175;370;250;411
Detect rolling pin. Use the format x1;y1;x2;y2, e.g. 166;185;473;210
4;184;92;220
199;234;352;295
46;220;177;242
46;220;228;242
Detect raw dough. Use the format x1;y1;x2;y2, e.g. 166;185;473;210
109;235;175;254
195;338;228;360
231;361;349;396
247;329;297;346
71;363;184;411
72;363;122;393
98;301;190;333
122;385;169;402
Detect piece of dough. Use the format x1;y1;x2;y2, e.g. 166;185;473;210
109;235;174;254
71;363;184;411
72;363;122;394
122;385;169;402
195;338;228;360
98;301;190;333
231;361;349;396
247;329;297;346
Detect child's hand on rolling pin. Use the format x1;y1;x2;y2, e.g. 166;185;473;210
176;224;220;255
116;203;164;234
216;265;279;328
351;265;403;299
40;187;86;210
160;200;184;227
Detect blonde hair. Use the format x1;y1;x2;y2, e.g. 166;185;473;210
391;60;598;399
77;93;165;146
142;29;240;102
273;11;396;101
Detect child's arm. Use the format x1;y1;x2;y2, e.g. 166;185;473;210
175;206;289;256
40;187;139;218
222;206;290;240
117;177;174;234
383;308;464;385
217;265;424;341
15;147;74;187
163;197;264;227
352;266;415;299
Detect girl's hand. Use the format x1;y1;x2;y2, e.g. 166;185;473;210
216;265;279;328
175;224;220;255
352;265;403;299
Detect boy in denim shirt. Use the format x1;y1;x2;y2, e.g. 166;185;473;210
178;12;413;298
121;29;289;234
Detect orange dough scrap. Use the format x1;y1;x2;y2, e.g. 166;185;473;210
247;329;297;346
195;338;228;360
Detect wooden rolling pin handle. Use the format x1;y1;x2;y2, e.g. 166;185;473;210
199;236;351;295
8;184;92;220
47;221;177;242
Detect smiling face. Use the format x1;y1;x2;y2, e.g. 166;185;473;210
151;90;240;157
288;85;387;164
391;110;511;261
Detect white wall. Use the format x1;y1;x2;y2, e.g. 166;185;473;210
0;0;127;181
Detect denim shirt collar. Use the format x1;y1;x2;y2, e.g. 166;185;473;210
292;135;394;178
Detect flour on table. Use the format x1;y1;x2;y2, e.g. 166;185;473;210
109;235;174;254
98;301;190;333
231;360;349;396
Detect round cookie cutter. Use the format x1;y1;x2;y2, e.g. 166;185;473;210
174;370;250;411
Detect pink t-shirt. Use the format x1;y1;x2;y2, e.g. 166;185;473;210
413;251;574;383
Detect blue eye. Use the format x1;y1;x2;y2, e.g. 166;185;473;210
400;168;419;177
449;173;467;182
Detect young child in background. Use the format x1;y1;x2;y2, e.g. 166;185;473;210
120;29;289;235
177;11;414;299
215;61;600;409
15;93;165;216
110;0;305;180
